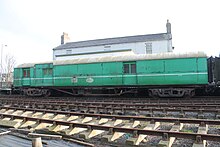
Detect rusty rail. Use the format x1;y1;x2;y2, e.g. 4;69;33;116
2;106;220;125
0;112;220;142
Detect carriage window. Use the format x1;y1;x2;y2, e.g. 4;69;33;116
131;64;136;73
123;62;136;74
23;69;30;78
43;68;53;75
123;64;129;74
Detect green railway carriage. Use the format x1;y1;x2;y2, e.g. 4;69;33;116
13;52;208;97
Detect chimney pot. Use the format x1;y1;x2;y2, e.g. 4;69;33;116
166;19;171;34
61;32;70;45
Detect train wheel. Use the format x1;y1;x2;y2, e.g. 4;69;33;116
44;90;51;97
184;89;195;98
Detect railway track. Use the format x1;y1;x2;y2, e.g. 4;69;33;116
1;95;220;146
1;97;220;119
2;95;220;103
0;106;220;146
2;96;220;107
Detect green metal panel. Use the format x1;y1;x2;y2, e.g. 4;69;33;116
163;58;198;84
33;64;53;86
197;58;208;84
137;57;208;85
14;56;208;88
42;64;53;86
137;60;165;85
21;68;33;86
22;78;30;86
77;63;103;86
54;62;123;87
54;64;78;86
14;68;22;87
102;62;123;85
165;58;197;73
34;65;43;86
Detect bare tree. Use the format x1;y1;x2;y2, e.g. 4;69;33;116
2;54;16;83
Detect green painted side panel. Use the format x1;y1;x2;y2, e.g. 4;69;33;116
137;60;165;85
22;78;30;86
54;64;77;86
122;75;137;85
42;64;53;86
21;68;33;86
14;57;208;88
137;58;208;85
77;63;103;86
165;58;197;73
197;58;208;84
14;68;22;86
33;65;43;86
102;62;123;85
163;58;197;84
32;64;53;86
54;63;123;86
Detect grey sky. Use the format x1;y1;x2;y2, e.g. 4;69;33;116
0;0;219;65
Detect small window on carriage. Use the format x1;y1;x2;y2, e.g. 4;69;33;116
123;64;129;74
43;68;53;75
123;62;136;74
23;68;30;78
131;64;136;74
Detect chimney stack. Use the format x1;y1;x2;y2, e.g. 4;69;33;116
166;19;171;34
61;32;70;45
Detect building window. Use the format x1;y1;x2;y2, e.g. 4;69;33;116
123;62;136;74
145;43;152;54
23;69;30;78
66;49;72;54
104;45;111;48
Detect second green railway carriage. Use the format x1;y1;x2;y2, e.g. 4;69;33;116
14;52;208;97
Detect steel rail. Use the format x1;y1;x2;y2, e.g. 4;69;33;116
2;96;220;104
0;112;220;142
20;104;220;114
2;101;220;116
2;106;220;125
2;101;220;113
1;99;220;109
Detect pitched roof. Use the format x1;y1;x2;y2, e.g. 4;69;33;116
16;52;206;68
53;33;171;50
54;51;206;65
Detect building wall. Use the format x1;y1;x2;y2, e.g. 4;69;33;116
53;40;172;60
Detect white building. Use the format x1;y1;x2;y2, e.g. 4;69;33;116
53;20;173;60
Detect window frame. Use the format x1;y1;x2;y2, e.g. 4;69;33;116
123;62;136;74
145;42;152;54
23;68;30;78
66;49;72;54
43;68;53;76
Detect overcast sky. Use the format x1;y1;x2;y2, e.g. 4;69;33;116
0;0;219;65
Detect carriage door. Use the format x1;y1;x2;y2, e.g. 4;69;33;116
122;62;137;85
42;64;53;86
22;68;31;86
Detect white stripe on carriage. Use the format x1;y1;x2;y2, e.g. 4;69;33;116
13;72;207;81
